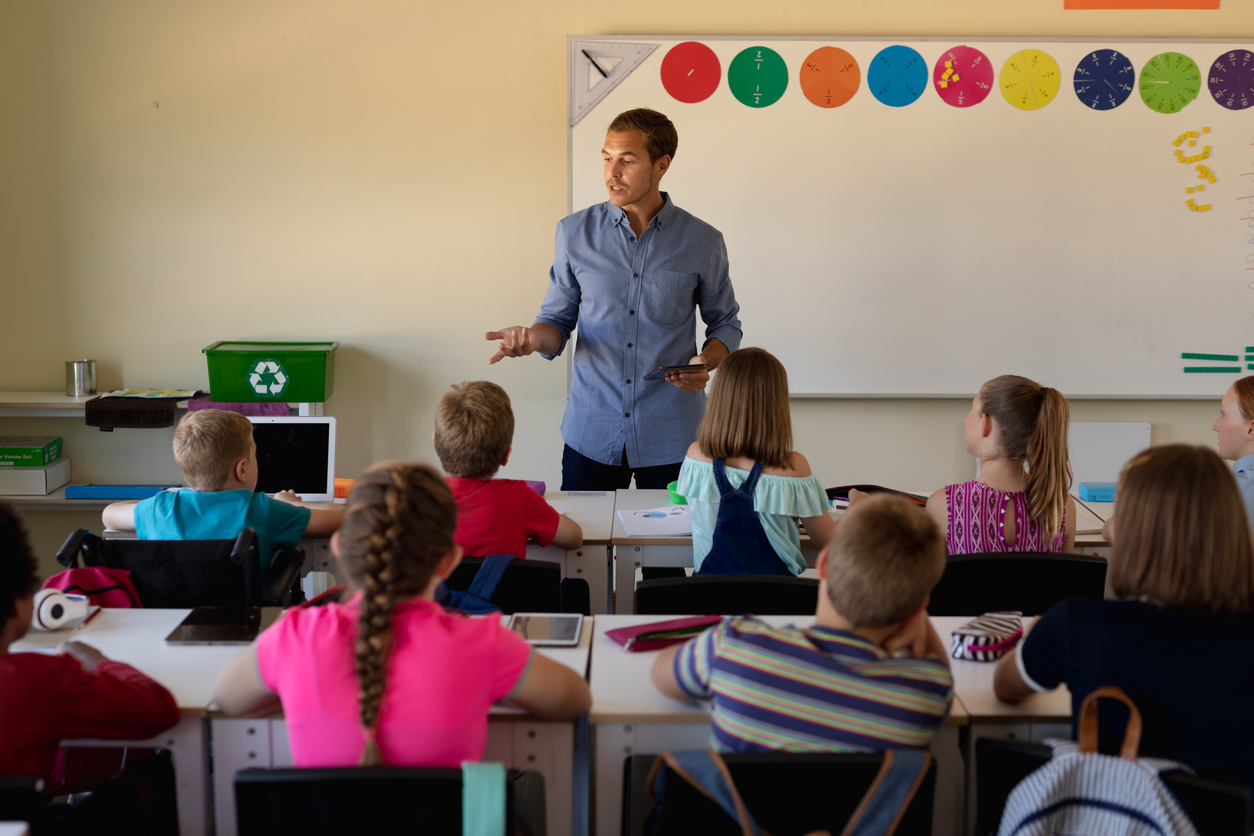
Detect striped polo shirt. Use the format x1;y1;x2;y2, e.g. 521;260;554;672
674;618;953;752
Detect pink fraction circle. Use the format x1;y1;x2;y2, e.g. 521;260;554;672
933;45;995;108
661;42;722;104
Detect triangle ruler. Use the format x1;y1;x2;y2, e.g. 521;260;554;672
569;40;659;126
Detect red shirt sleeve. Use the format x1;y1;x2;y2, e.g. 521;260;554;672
521;486;561;548
55;659;181;741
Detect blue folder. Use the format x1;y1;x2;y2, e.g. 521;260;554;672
65;484;176;500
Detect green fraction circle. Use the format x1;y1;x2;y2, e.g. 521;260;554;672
1138;51;1201;113
728;46;789;107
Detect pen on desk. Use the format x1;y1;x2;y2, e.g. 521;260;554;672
1071;493;1106;523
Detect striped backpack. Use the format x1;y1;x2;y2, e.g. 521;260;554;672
998;687;1198;836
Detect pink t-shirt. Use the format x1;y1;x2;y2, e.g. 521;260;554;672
255;594;532;767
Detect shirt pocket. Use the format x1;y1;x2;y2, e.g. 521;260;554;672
642;270;699;330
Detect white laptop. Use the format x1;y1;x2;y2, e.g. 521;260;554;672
248;416;337;502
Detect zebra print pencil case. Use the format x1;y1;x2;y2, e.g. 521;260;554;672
949;612;1023;662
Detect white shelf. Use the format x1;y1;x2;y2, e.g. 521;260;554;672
0;391;96;417
0;487;110;510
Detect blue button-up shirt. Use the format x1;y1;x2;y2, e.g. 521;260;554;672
1235;455;1254;534
536;194;743;467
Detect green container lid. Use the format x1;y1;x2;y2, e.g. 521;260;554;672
202;341;339;403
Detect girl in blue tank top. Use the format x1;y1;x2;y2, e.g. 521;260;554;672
676;348;835;575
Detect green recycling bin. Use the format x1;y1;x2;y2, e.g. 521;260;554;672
202;341;339;402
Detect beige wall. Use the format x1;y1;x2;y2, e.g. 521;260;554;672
2;0;1250;576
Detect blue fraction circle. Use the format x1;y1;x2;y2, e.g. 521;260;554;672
1072;49;1135;111
868;45;928;107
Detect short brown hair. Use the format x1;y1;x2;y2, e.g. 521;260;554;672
1110;444;1254;615
825;495;946;628
697;347;793;469
433;381;514;479
336;462;458;765
173;409;255;491
607;108;677;163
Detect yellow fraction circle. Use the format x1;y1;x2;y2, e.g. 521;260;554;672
999;49;1061;111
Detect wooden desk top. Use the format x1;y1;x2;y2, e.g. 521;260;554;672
589;614;973;726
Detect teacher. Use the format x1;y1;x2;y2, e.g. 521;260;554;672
486;108;742;492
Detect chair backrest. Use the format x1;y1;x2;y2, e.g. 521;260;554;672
927;552;1107;617
0;775;46;828
234;767;514;836
445;557;562;614
635;575;819;615
638;751;935;836
57;528;263;608
975;737;1252;836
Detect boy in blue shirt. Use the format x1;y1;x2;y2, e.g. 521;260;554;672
103;409;341;570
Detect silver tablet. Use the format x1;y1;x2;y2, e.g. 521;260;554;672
507;613;584;647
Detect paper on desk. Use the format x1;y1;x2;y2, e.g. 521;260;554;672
617;506;692;536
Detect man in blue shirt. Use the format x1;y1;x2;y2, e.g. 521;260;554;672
486;109;743;491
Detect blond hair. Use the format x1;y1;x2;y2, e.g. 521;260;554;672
336;462;458;765
979;375;1072;540
696;347;793;470
1110;445;1254;615
607;108;677;163
1233;376;1254;421
825;494;946;628
172;409;255;491
433;381;514;480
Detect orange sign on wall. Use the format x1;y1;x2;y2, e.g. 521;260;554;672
1065;0;1218;8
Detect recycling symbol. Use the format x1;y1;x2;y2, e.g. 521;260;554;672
248;359;289;397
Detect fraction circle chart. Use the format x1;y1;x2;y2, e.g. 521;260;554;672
933;46;994;108
1208;49;1254;111
660;41;721;104
1139;52;1201;114
1073;49;1135;111
800;46;861;108
728;46;788;108
999;49;1061;111
867;45;927;107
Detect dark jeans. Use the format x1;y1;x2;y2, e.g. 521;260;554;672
561;444;686;580
560;445;683;491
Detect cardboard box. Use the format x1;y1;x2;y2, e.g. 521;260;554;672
0;456;71;496
0;437;63;467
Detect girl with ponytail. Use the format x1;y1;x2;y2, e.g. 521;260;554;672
214;462;590;766
926;376;1076;554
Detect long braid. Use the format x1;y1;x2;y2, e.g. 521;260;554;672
337;462;458;766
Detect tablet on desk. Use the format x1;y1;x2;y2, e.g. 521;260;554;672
507;613;584;646
164;607;283;645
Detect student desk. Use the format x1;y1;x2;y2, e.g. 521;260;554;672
12;608;234;836
210;615;595;836
526;490;617;614
587;614;969;836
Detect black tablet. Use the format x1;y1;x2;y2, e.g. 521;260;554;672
164;607;283;645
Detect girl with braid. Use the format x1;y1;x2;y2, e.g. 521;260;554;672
214;462;591;766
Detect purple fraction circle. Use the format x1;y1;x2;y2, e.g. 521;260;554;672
1208;49;1254;110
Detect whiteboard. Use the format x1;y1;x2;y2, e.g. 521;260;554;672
568;36;1254;397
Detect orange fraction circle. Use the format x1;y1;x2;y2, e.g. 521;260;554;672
800;46;861;108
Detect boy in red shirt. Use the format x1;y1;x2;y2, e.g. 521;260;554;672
0;500;180;827
435;381;582;557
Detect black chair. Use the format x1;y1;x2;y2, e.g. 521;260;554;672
927;552;1106;616
0;775;46;830
975;737;1252;836
635;575;819;615
625;751;935;836
234;767;520;836
56;528;305;608
444;557;569;614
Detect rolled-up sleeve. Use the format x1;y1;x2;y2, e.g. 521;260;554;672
696;232;742;353
535;220;581;359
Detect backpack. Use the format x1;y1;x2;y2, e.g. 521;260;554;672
41;566;143;608
435;554;516;615
998;687;1199;836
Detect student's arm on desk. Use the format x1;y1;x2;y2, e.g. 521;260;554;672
649;644;692;701
274;491;343;536
1063;494;1077;553
213;645;282;717
551;515;583;550
993;616;1045;704
504;652;591;719
101;501;137;531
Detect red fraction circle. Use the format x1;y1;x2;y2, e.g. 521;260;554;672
661;42;722;104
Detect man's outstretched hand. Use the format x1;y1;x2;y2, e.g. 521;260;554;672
486;326;539;365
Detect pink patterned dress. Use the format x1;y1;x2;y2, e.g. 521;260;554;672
943;480;1067;555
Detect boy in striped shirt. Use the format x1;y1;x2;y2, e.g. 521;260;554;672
650;494;953;752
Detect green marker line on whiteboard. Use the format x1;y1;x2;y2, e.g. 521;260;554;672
1184;367;1241;373
1181;353;1239;361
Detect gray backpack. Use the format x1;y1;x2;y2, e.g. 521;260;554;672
998;687;1198;836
